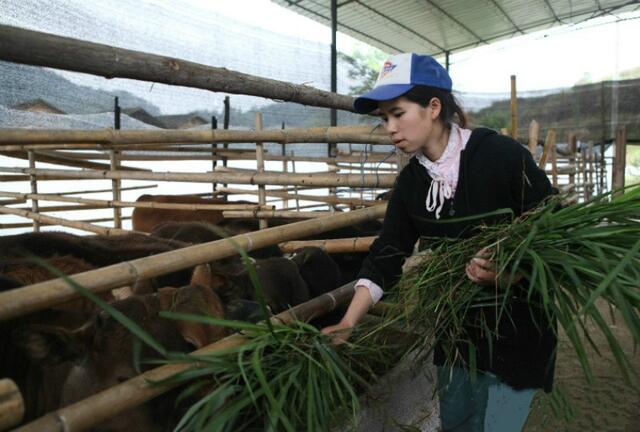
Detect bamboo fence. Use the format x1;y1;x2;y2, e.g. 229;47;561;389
218;187;378;207
279;236;376;253
0;379;24;431
0;203;386;322
13;281;357;432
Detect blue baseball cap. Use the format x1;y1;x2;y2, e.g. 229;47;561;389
354;53;452;114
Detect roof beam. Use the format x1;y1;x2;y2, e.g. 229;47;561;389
423;0;487;44
353;1;446;52
283;0;403;52
487;0;524;34
542;0;562;23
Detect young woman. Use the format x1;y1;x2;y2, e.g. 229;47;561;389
322;53;557;431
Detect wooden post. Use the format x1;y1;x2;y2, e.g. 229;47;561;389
538;129;556;170
528;120;539;157
510;75;518;139
551;138;558;188
211;116;218;193
0;378;24;431
568;133;577;189
290;151;300;211
613;125;627;194
255;112;267;229
109;149;122;229
27;150;40;232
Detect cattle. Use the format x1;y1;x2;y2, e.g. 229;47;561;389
208;256;310;315
150;221;283;260
2;267;227;429
0;231;192;291
131;194;227;233
289;247;341;299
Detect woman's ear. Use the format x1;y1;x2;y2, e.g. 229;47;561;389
428;97;442;119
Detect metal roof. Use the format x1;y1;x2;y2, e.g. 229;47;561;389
272;0;640;56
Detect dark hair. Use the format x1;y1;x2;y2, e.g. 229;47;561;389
403;85;467;128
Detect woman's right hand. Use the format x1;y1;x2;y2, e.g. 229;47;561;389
321;320;353;345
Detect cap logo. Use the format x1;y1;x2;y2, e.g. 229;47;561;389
379;61;396;79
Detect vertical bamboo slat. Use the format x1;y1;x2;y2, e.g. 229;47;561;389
27;151;40;232
551;138;558;188
587;143;594;200
255;113;267;229
613;125;627;194
528;120;539;157
568;133;577;189
110;149;122;229
538;129;556;170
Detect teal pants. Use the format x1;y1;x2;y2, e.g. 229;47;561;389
437;366;536;432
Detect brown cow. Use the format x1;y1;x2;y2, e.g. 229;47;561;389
4;268;227;429
132;194;227;233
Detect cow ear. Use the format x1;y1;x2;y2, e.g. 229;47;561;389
176;321;208;350
14;322;92;365
190;264;212;289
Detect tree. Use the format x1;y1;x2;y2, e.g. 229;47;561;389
339;47;388;96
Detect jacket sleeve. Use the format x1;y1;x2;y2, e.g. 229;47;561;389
357;176;419;291
510;144;554;215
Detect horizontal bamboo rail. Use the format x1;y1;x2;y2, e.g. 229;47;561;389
0;206;128;236
0;191;269;211
0;204;386;322
218;187;378;207
45;150;397;165
14;204;115;213
0;378;23;431
0;24;357;112
0;198;26;206
222;210;333;219
0;216;132;230
58;184;157;196
14;281;357;432
279;236;376;253
0;175;80;182
0;127;390;148
0;167;397;188
0;150;146;172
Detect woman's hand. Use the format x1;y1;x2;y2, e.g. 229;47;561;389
321;320;353;345
465;247;522;287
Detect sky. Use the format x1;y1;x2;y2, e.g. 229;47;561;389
191;0;640;93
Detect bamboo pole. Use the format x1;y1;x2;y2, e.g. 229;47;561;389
0;127;391;148
0;204;386;322
15;204;116;213
0;167;396;189
0;191;268;211
222;210;334;219
110;150;122;229
568;133;577;188
14;281;358;432
538;129;555;170
613;126;626;194
218;187;377;207
510;75;518;139
0;174;80;182
0;206;128;236
279;236;375;253
27;151;40;232
551;139;558;188
291;151;301;210
59;184;157;196
587;143;594;200
0;216;132;230
0;198;26;206
0;378;24;431
528;120;539;156
0;25;357;112
254;113;267;230
0;149;146;172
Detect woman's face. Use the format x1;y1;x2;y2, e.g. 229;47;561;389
378;96;441;154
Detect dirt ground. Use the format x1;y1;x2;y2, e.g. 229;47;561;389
524;300;640;432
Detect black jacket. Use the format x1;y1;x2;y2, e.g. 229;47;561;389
359;127;556;392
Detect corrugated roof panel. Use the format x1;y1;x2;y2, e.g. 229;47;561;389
271;0;639;55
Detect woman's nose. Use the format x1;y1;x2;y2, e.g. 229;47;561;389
384;118;397;134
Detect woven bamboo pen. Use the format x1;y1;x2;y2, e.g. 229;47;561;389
13;281;357;432
0;204;386;322
0;168;396;188
279;236;376;253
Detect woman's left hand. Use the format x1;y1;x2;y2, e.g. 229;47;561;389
465;247;496;286
465;247;522;287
